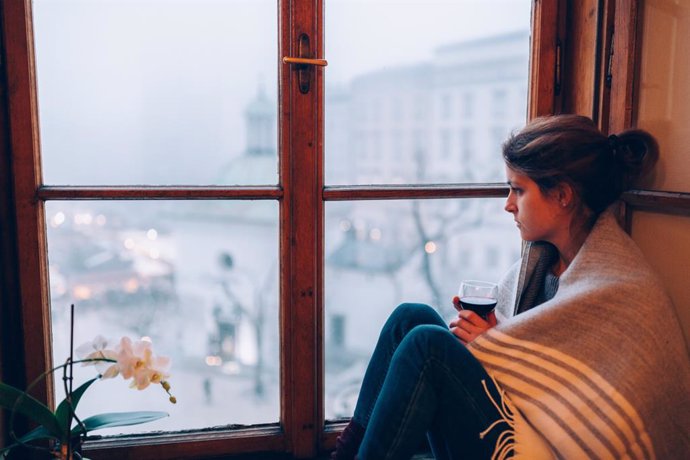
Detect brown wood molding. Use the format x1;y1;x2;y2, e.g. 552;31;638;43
561;0;601;117
36;186;283;200
1;0;54;410
280;0;324;456
83;425;285;460
622;190;690;215
596;0;616;133
0;2;26;445
323;184;509;201
321;421;347;450
608;0;641;132
528;0;565;118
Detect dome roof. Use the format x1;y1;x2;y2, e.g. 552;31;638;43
244;86;275;118
211;83;278;224
216;154;277;186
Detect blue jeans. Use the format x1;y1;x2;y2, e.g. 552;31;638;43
353;303;511;460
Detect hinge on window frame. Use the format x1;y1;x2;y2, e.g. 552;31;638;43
605;29;615;88
555;39;562;95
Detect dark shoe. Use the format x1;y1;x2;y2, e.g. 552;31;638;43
330;420;365;460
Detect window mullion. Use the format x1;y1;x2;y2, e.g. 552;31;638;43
280;0;325;457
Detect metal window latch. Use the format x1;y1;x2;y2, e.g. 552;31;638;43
283;33;328;94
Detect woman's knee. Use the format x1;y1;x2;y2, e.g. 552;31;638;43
386;303;439;330
393;325;458;366
381;303;445;342
405;324;453;346
399;325;468;363
389;303;439;325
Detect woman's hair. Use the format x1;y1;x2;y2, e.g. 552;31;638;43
502;114;659;214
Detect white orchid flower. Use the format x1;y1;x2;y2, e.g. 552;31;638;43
117;337;171;390
75;335;120;379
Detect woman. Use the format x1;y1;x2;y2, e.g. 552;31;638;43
331;115;690;459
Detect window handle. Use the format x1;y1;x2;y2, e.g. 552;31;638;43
283;33;327;94
282;57;328;67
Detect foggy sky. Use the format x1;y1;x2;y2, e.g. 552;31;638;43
33;0;530;185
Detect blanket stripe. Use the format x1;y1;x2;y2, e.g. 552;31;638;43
473;348;607;458
479;332;649;455
472;329;654;459
472;344;624;458
486;330;653;458
497;384;591;459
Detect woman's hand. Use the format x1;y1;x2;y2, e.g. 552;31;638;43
450;297;497;344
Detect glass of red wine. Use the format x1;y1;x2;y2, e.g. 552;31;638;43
457;280;498;320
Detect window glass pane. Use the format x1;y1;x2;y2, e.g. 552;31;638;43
324;199;520;419
47;200;279;433
325;0;531;185
33;0;277;186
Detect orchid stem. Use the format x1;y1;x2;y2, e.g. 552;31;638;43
67;304;75;459
7;303;111;456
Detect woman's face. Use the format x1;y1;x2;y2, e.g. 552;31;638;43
504;166;569;243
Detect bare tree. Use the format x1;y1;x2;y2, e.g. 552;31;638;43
409;148;489;316
218;252;277;398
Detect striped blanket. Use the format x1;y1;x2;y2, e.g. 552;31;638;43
468;211;690;459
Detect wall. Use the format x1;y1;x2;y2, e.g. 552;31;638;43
632;0;690;347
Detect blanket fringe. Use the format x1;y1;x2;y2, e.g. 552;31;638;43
479;377;516;460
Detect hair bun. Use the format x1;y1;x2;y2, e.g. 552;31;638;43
614;129;659;185
608;134;619;152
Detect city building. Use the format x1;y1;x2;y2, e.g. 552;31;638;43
325;33;528;383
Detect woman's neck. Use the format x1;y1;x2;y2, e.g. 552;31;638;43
552;212;594;276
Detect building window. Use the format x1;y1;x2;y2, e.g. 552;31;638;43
462;92;474;118
440;129;451;158
460;128;473;163
330;314;346;349
492;89;508;117
414;94;425;121
392;97;404;123
440;93;452;119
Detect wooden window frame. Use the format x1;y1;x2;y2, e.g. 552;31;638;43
0;1;562;458
610;0;690;219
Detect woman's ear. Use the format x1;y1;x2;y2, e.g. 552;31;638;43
553;182;575;209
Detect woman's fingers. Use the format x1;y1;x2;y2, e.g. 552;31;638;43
458;309;489;328
487;311;498;327
450;311;484;331
452;296;462;312
451;310;494;344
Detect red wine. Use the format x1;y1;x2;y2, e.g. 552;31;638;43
459;296;497;318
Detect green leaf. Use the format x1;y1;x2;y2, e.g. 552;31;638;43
0;382;62;438
55;377;99;434
1;426;57;458
14;425;55;444
72;411;168;435
0;445;15;457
